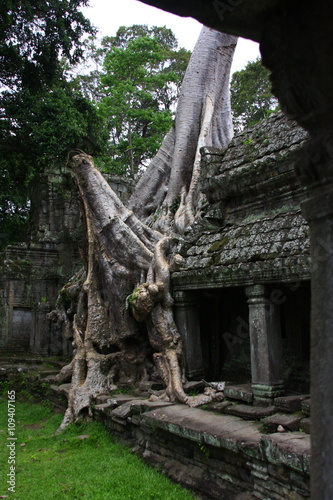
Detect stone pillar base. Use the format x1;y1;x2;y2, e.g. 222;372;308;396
252;382;284;406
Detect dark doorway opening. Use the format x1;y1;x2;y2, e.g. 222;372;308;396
197;287;250;383
275;281;311;392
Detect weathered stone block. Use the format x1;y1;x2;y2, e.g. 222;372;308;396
261;413;302;432
260;433;310;474
274;395;310;413
299;418;311;434
301;399;311;417
205;401;233;414
225;384;253;403
225;404;276;420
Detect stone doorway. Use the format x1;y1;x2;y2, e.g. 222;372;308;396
197;287;250;383
11;307;32;352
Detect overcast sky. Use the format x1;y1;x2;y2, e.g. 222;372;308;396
81;0;260;73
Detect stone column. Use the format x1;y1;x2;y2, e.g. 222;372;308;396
302;186;333;499
173;290;204;380
245;285;284;404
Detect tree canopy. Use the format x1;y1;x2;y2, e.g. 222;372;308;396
0;0;94;91
0;20;191;248
230;57;279;132
74;25;191;177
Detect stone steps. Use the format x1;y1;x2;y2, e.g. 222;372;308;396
212;384;311;434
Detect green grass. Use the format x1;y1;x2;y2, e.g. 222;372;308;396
0;399;196;500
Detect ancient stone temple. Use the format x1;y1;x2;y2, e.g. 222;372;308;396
0;166;134;356
173;113;310;403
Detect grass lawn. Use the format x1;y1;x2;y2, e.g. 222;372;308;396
0;398;196;500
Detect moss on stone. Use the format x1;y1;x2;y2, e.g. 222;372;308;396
208;237;229;253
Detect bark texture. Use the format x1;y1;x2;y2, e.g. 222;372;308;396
129;27;237;232
52;27;237;430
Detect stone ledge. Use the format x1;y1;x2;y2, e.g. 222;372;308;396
84;391;312;498
260;433;310;475
274;394;310;413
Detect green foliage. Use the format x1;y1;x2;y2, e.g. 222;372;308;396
0;370;52;401
198;443;210;458
0;0;94;91
75;25;191;178
169;196;181;214
128;286;140;303
230;58;280;132
0;400;196;499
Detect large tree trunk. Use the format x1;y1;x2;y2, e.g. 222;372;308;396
51;27;237;431
129;27;237;232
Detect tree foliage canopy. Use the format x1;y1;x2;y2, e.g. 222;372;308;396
0;0;94;91
230;58;279;132
75;25;191;177
0;82;108;248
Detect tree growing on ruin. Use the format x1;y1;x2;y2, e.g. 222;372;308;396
51;27;238;432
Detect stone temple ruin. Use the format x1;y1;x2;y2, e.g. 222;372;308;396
1;113;310;401
139;3;332;496
0;113;312;498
